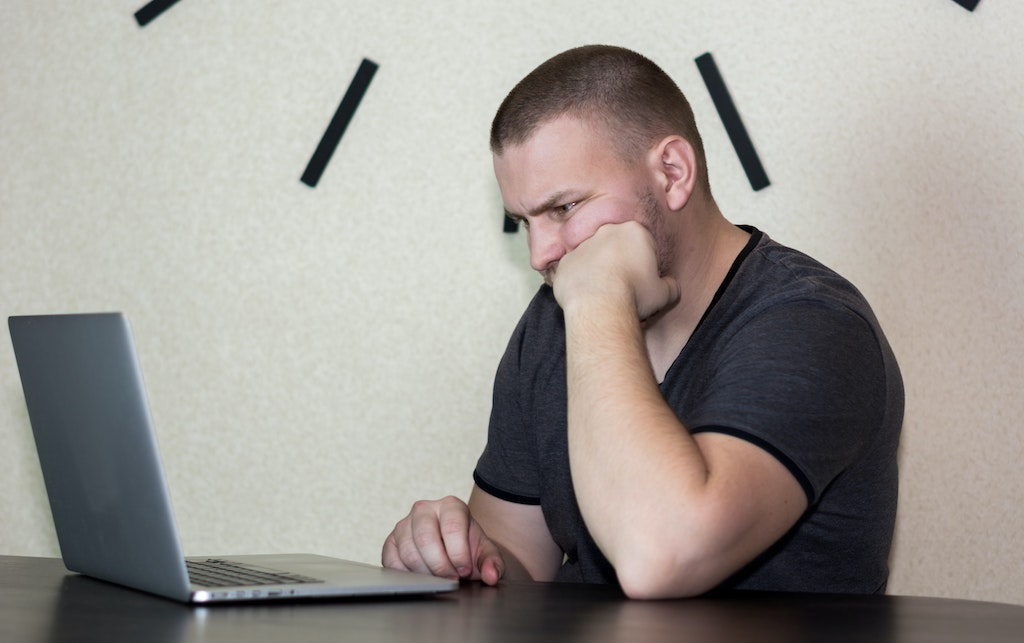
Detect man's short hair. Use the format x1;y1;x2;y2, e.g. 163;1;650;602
490;45;711;195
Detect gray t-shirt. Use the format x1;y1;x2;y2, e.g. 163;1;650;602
474;227;904;593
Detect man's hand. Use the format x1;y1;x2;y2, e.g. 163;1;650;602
550;221;680;321
382;496;505;585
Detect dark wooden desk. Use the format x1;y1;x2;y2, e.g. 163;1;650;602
2;556;1022;643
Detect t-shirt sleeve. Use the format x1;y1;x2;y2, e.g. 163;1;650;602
687;300;889;505
472;289;561;505
473;324;541;504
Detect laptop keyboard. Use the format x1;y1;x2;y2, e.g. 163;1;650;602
186;558;323;588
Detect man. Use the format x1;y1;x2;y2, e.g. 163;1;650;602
382;45;903;599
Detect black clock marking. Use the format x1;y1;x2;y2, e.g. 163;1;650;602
301;58;379;188
951;0;980;10
695;52;770;192
134;0;182;27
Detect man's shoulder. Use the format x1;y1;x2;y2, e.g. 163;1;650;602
735;230;872;315
745;231;845;283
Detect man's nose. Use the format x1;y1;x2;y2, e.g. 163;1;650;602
527;221;566;273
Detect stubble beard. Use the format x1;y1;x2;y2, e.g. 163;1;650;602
638;187;676;277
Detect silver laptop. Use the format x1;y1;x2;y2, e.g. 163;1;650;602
8;312;457;603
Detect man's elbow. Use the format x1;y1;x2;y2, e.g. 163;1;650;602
613;547;724;600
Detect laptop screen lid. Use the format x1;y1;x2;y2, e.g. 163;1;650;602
8;313;457;602
9;313;194;600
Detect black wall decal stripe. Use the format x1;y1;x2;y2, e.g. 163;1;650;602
301;58;379;188
951;0;980;11
134;0;182;27
695;52;770;192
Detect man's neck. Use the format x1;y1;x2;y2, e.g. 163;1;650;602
645;211;749;381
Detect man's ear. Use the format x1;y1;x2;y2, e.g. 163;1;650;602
650;136;698;212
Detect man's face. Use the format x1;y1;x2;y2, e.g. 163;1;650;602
493;116;671;284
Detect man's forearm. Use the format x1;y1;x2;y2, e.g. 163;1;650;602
563;297;713;588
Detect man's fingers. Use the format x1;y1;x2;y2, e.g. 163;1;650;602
552;221;675;320
382;497;489;581
381;532;402;569
639;275;681;321
473;535;506;586
408;499;463;579
436;497;476;578
384;516;440;576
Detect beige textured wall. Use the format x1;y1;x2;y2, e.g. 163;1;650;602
2;1;1022;604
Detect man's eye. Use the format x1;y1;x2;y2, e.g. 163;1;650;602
558;202;578;214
